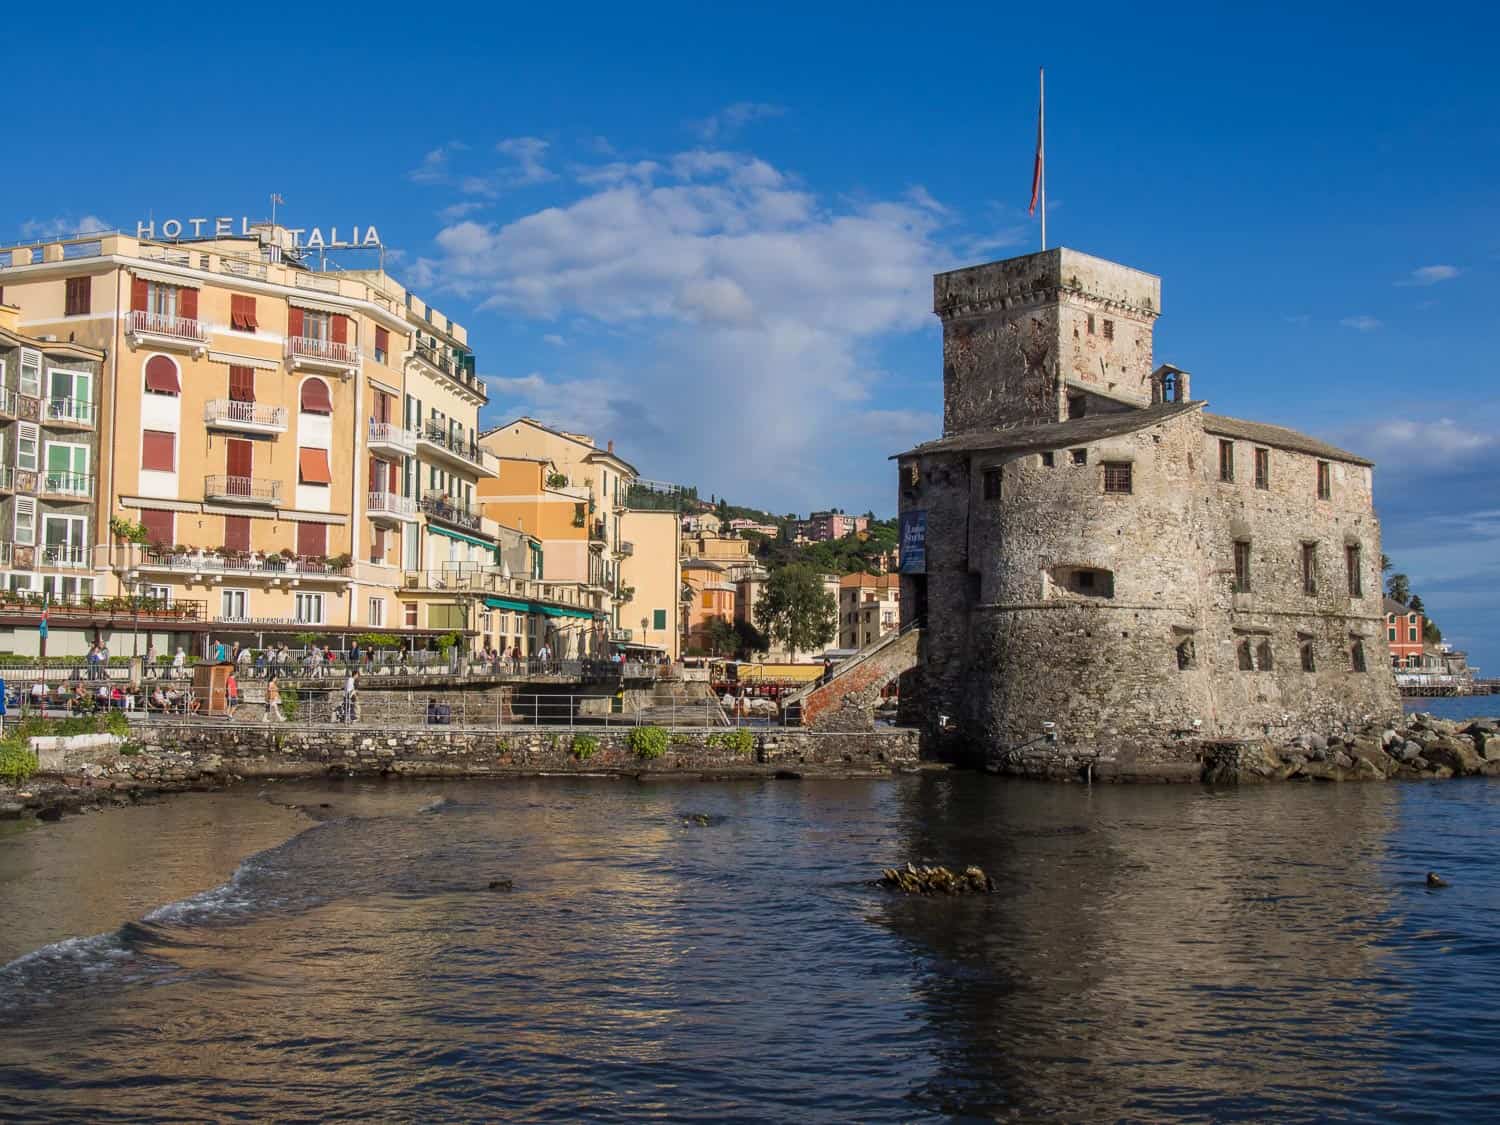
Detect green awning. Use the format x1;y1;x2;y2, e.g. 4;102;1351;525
538;604;599;620
427;525;497;554
484;597;532;612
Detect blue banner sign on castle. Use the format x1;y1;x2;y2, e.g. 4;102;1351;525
899;510;926;575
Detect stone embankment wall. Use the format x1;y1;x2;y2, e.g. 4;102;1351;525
39;724;923;788
986;712;1500;783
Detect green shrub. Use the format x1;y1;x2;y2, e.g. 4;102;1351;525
572;733;599;760
707;729;755;755
0;739;38;784
118;744;141;757
280;687;299;720
628;725;668;759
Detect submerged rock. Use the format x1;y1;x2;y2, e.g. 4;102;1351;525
879;862;996;895
1426;872;1449;888
486;878;514;892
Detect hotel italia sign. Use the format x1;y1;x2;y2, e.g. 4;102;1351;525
135;216;382;249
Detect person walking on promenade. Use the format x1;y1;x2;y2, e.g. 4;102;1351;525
213;638;227;663
342;670;358;724
145;638;157;679
265;675;283;723
225;670;239;717
86;642;101;681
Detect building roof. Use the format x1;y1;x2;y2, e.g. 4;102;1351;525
1201;414;1372;468
893;401;1376;468
893;402;1198;458
1385;597;1416;616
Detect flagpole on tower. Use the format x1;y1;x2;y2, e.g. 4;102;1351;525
1029;66;1047;250
1039;66;1046;251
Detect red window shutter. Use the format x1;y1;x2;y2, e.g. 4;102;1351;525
229;295;245;330
372;526;386;558
139;508;174;547
223;515;251;553
179;287;198;322
288;307;303;339
299;378;332;414
228;365;255;402
377;393;392;424
331;314;348;344
143;355;181;394
375;326;388;353
141;430;176;471
296;521;327;558
368;458;383;491
298;447;333;485
243;296;257;330
131;277;148;312
226;438;253;478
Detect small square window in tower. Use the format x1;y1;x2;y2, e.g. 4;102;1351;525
1300;638;1316;672
1175;636;1196;670
1102;463;1132;494
1350;640;1367;672
1102;319;1114;340
1067;394;1086;420
1317;460;1332;500
982;466;1002;501
1254;448;1270;489
1070;448;1087;465
1041;451;1055;467
1233;540;1252;593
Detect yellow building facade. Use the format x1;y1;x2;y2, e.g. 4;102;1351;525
0;226;506;648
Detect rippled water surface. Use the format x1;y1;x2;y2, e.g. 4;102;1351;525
2;774;1498;1122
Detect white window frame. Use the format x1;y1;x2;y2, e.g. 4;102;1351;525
6;573;36;593
220;588;249;621
19;348;41;398
145;584;172;605
48;367;91;416
44;440;89;491
295;591;325;625
148;283;178;319
16;422;38;472
42;574;93;600
368;597;385;627
13;496;36;545
41;513;88;551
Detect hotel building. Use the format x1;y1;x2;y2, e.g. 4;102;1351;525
0;225;590;653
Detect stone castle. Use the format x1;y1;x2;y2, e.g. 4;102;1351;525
896;247;1401;776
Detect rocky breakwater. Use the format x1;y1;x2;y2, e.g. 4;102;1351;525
1;734;230;822
1205;713;1500;784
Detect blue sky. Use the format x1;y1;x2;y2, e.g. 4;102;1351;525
4;1;1497;666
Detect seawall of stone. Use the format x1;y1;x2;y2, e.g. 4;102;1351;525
37;724;925;787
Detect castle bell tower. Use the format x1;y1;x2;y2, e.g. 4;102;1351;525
934;247;1162;436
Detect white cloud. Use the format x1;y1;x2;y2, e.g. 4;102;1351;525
1362;418;1493;470
19;214;111;238
408;142;467;185
1340;315;1382;332
692;101;784;140
541;334;566;347
1398;264;1460;286
497;137;556;185
438;201;486;222
431;148;948;510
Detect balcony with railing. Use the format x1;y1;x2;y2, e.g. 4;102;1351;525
368;420;417;456
0;387;19;420
616;540;635;558
404;566;607;615
0;465;15;494
204;398;288;435
368;490;418;524
414;342;488;401
419;492;484;533
38;471;94;500
286;334;361;375
39;544;90;569
137;547;352;583
126;308;208;352
415;423;485;471
44;397;96;429
204;474;282;506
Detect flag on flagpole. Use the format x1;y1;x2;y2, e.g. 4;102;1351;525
39;591;48;641
1028;68;1045;218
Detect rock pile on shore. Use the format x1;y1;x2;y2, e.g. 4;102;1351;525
1208;714;1500;784
879;863;996;894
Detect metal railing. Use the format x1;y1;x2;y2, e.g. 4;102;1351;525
220;257;268;281
0;466;15;492
205;399;288;428
419;493;483;530
367;421;417;453
45;398;94;426
39;471;94;498
617;540;634;557
204;474;282;504
416;424;484;467
139;548;350;578
286;335;359;365
39;544;89;568
127;309;207;342
368;490;417;518
294;273;340;293
0;387;16;417
0;592;206;620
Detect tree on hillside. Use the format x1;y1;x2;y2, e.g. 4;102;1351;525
704;617;739;658
1381;553;1393;575
734;619;770;658
754;564;836;660
1386;573;1411;604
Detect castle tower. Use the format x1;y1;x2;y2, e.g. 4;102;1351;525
934;247;1162;435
